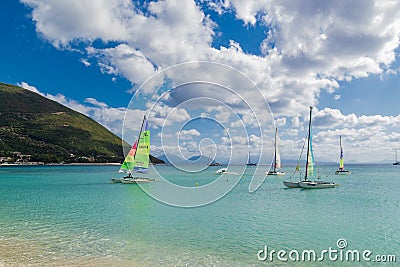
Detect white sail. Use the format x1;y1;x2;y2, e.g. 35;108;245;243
275;128;281;170
268;128;284;175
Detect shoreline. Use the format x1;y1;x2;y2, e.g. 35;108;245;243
0;237;133;267
0;162;121;167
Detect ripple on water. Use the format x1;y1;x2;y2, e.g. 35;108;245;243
0;165;399;266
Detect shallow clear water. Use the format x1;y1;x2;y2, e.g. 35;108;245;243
0;164;399;266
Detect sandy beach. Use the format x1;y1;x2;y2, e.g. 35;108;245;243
0;238;132;267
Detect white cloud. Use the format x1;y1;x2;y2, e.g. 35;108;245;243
20;0;400;162
216;0;268;25
22;0;400;120
20;0;134;47
313;108;358;129
310;108;400;131
221;135;247;145
79;58;91;67
17;81;41;94
84;98;108;108
275;117;286;127
358;114;400;127
22;1;400;93
147;103;191;129
310;127;398;163
88;44;156;85
278;109;400;162
178;129;201;140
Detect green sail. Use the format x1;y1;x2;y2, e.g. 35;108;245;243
119;116;150;174
134;129;150;172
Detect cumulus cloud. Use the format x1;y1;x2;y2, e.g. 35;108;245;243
79;58;91;67
178;129;201;140
21;0;400;118
20;79;399;162
311;126;399;163
84;97;108;108
311;108;400;130
20;0;400;162
88;44;156;85
279;108;400;162
313;108;358;129
17;81;41;94
144;103;192;131
20;0;134;47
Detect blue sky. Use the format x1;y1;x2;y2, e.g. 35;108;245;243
1;0;400;164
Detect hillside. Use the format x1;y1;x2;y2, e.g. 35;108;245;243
0;82;163;164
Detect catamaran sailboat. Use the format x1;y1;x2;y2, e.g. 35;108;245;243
284;106;336;189
246;152;257;166
268;128;285;176
111;116;155;184
394;149;400;165
335;135;351;175
209;146;220;166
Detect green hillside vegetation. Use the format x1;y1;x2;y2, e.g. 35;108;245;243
0;82;163;164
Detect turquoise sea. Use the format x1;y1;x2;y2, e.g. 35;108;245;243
0;164;399;266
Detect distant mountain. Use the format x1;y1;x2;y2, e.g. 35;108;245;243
0;82;164;164
156;154;172;164
149;155;165;164
188;155;216;165
188;155;202;161
157;154;219;165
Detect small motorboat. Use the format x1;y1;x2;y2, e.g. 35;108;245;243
214;168;227;175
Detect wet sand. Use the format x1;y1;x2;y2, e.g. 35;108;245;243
0;238;132;267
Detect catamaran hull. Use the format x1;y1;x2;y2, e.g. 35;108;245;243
121;177;156;184
299;181;336;189
268;171;285;176
335;170;351;175
283;181;301;188
112;178;155;183
112;177;155;183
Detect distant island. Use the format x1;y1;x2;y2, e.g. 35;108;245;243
156;154;224;166
0;82;164;165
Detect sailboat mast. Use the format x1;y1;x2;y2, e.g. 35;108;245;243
339;135;343;170
133;115;147;161
273;127;277;172
210;145;215;164
305;106;313;180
